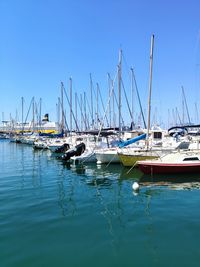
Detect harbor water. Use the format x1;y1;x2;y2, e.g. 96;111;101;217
1;139;200;267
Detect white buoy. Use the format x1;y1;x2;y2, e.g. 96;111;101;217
132;182;140;191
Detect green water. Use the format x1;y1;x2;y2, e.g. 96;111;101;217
0;140;200;267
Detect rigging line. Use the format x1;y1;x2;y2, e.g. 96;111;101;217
113;88;119;108
85;93;93;121
94;72;118;149
126;161;138;174
107;71;120;111
172;109;176;125
92;83;97;99
89;74;99;126
58;97;69;131
35;99;42;124
121;78;133;122
181;86;191;124
131;68;147;129
97;82;110;126
63;84;80;132
112;85;125;128
195;102;199;122
64;112;69;132
92;178;116;240
83;92;90;130
112;87;125;128
122;52;133;78
76;94;88;131
24;97;34;127
83;72;119;160
107;73;117;128
34;104;39;124
89;73;94;127
105;153;117;168
175;107;182;125
80;80;118;164
108;68;128;125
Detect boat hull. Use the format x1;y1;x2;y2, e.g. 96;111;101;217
95;150;119;164
138;162;200;175
71;151;96;163
118;153;157;167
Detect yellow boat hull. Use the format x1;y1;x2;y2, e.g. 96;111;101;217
118;153;158;167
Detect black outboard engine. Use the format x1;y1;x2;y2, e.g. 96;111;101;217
62;142;86;161
75;142;86;156
55;143;70;153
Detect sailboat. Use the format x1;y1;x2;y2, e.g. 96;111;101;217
118;35;160;166
137;150;200;174
94;49;123;164
117;35;190;167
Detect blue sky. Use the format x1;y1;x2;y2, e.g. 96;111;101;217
0;0;200;128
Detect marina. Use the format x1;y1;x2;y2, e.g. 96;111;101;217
1;1;200;266
1;138;200;266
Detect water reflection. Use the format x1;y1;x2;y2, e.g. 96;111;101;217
119;166;143;181
61;162;122;188
71;162;162;257
139;172;200;190
0;140;172;263
86;177;112;187
8;142;44;189
118;162;200;191
56;172;76;217
62;162;127;252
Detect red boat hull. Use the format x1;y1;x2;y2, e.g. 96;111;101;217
138;162;200;175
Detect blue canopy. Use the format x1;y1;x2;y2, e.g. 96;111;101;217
118;133;146;148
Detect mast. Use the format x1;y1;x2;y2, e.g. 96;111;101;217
182;88;185;124
97;82;109;127
118;49;122;135
21;97;24;134
130;68;134;128
195;102;199;124
75;92;78;132
90;73;94;129
56;102;58;131
57;97;60;130
77;93;86;132
146;34;154;147
10;113;12;132
2;112;4;132
39;98;42;128
69;77;72;134
176;107;182;125
83;92;88;131
32;97;35;132
172;108;176;125
167;109;170;129
61;82;64;131
108;74;111;127
181;86;191;124
80;94;83;131
112;79;115;128
108;72;115;128
96;83;99;129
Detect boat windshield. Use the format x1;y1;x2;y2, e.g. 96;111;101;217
183;157;200;161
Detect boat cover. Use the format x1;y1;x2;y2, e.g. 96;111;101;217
118;133;146;148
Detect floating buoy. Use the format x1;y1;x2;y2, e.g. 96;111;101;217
132;182;139;191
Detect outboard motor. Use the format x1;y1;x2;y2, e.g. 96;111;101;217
55;143;70;153
62;143;86;161
75;142;86;156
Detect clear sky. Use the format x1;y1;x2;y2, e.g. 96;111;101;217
1;0;200;129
